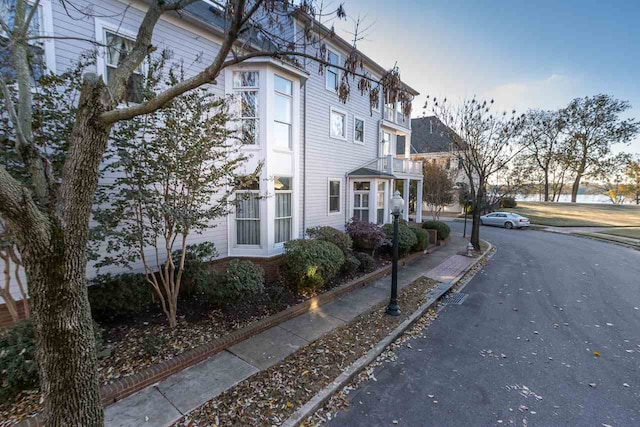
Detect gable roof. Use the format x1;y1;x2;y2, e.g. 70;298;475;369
410;116;458;154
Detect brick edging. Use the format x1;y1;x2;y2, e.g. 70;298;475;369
16;249;431;427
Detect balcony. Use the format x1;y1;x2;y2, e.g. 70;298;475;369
383;106;411;130
366;155;422;178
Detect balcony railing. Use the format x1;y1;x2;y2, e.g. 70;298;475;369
366;155;422;177
383;106;411;129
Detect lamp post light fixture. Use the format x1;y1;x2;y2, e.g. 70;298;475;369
386;191;404;316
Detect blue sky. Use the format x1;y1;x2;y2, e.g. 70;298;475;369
332;0;640;154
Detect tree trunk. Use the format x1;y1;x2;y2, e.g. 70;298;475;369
571;173;582;203
543;171;550;202
20;230;103;426
470;184;483;251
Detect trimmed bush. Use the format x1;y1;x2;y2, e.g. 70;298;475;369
306;226;352;255
179;242;218;293
345;218;387;253
0;320;103;399
411;227;429;251
195;259;264;303
422;220;451;241
88;273;153;321
342;253;361;276
354;251;376;273
500;196;518;208
283;239;345;291
383;223;418;255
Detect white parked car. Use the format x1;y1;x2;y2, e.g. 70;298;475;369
480;212;530;229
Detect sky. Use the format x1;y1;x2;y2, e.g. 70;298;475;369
331;0;640;154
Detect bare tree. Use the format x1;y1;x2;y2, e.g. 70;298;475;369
0;0;414;424
421;160;454;220
426;97;524;250
563;95;639;202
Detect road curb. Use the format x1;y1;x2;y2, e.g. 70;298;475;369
282;240;494;427
532;227;640;251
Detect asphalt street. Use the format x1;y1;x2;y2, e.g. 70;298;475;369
329;223;640;427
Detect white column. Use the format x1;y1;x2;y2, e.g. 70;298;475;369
402;179;410;222
416;178;423;223
369;180;378;223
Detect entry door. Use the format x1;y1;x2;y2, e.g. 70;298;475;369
381;131;391;156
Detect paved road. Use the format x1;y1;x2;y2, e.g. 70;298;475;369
329;225;640;426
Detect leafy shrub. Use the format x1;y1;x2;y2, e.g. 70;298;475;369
178;242;218;293
354;251;376;273
383;223;418;255
88;273;153;321
223;259;265;300
422;221;451;241
342;254;361;276
142;335;166;357
265;281;293;313
283;239;345;291
345;218;387;253
500;197;518;208
411;227;429;251
195;259;264;303
0;321;38;399
0;320;104;399
307;226;352;255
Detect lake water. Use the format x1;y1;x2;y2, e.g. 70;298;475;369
517;194;614;204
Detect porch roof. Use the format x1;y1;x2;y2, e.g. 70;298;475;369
347;167;396;179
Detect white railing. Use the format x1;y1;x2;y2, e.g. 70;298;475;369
383;106;410;129
365;155;422;177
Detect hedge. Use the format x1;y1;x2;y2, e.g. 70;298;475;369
422;220;451;241
282;239;345;292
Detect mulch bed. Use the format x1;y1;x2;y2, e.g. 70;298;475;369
172;276;437;427
0;256;391;427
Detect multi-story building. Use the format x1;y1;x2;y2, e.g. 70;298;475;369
0;0;423;313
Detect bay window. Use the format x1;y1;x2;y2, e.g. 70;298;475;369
274;176;292;244
377;182;386;224
233;71;259;145
273;75;292;149
236;180;260;245
353;181;370;221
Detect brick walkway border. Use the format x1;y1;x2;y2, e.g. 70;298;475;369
16;249;431;427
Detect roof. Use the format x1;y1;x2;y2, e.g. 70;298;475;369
410;116;458;154
290;9;420;96
348;168;396;178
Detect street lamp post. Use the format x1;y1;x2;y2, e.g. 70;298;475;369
386;191;404;316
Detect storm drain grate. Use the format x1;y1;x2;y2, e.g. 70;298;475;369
441;292;468;305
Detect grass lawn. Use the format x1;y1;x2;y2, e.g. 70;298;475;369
596;227;640;240
574;232;640;248
508;201;640;227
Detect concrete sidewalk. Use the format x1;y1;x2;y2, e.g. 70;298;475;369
105;234;473;427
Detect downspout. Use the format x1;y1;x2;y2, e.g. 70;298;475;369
302;22;308;239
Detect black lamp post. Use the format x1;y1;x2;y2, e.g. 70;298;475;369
386;191;404;316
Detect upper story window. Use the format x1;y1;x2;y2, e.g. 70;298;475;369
233;71;259;145
354;117;364;144
325;48;341;92
273;74;292;150
104;31;144;104
0;0;54;79
330;107;346;140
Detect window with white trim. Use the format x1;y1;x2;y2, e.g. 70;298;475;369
330;107;346;140
353;181;370;221
354;117;364;144
377;182;386;225
236;179;260;245
274;176;292;244
0;0;50;79
103;30;144;104
273;75;292;149
325;48;340;91
233;71;259;145
328;179;341;213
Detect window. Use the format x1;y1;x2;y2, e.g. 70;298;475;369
328;179;341;213
0;0;50;79
381;131;391;156
236;179;260;245
104;30;144;104
330;107;346;140
273;75;292;149
354;117;365;144
274;176;292;244
325;49;340;91
353;181;370;221
377;182;386;225
233;71;259;145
